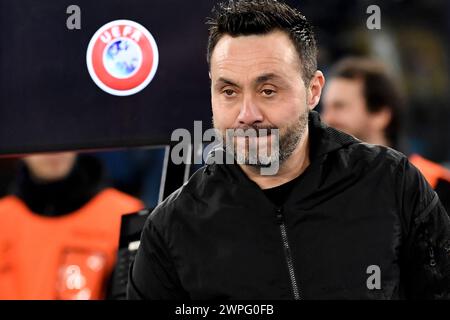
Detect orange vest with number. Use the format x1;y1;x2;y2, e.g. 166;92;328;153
0;188;143;300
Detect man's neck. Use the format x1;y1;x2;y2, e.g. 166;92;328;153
239;127;310;190
365;132;390;148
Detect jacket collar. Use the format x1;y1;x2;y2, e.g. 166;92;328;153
308;110;357;160
12;155;106;217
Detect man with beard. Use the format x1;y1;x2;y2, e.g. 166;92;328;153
128;0;450;299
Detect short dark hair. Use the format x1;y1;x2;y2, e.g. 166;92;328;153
206;0;318;85
328;57;404;148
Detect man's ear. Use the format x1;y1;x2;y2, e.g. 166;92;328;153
371;107;392;131
307;71;325;110
209;72;212;80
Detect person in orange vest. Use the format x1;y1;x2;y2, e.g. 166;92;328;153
321;56;450;213
0;152;143;300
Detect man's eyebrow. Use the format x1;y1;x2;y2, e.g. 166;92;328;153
215;73;284;88
216;77;240;87
254;73;283;85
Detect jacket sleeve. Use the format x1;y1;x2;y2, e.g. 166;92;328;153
126;212;189;300
399;158;450;299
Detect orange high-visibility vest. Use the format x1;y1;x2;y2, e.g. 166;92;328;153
409;154;450;189
0;188;143;300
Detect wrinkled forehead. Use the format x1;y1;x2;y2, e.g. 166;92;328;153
210;31;301;82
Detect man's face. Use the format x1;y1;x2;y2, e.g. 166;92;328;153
210;30;317;166
23;152;77;183
322;78;373;141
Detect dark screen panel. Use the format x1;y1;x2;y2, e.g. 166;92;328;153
0;0;213;155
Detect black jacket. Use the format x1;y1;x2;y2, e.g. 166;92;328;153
128;111;450;300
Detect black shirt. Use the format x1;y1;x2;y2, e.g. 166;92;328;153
262;175;303;207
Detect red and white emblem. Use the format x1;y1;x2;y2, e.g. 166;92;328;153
86;20;159;96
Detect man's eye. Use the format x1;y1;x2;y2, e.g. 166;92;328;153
262;89;276;96
223;89;236;97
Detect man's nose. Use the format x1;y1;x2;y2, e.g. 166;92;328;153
236;95;263;126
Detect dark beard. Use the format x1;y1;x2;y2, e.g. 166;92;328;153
217;109;309;168
278;109;309;164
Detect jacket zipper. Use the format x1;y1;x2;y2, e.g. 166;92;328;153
275;207;301;300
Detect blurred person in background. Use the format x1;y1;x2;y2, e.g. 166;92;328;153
0;152;143;299
321;57;450;213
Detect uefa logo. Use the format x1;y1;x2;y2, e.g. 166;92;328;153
86;20;159;96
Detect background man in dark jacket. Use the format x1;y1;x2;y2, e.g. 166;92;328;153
128;0;450;299
321;57;450;215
